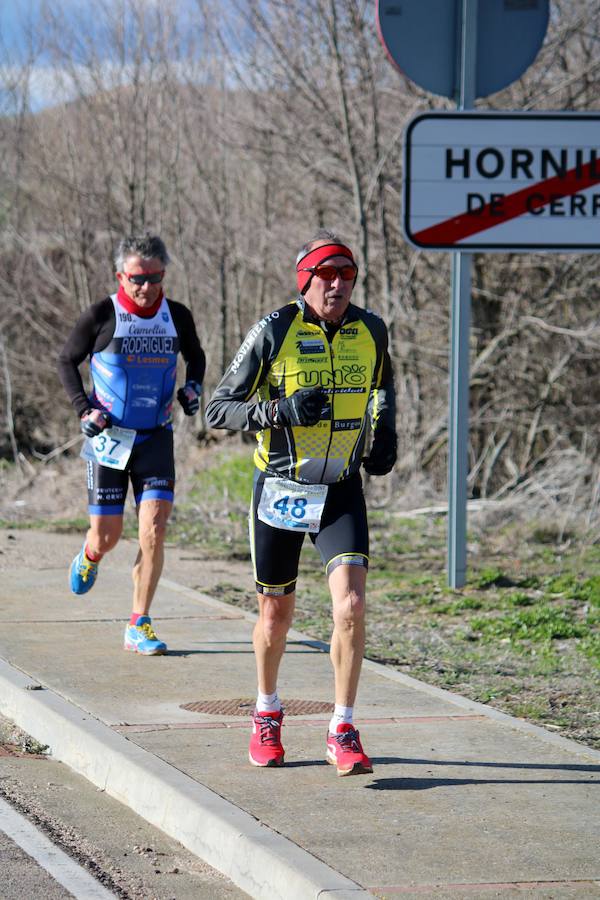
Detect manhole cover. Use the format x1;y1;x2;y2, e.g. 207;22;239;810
180;698;334;716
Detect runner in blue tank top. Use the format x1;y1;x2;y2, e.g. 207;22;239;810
58;234;205;655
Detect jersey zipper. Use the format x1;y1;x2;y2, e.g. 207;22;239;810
318;327;336;482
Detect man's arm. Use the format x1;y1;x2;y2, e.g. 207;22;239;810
363;314;397;476
169;302;206;386
57;303;110;418
205;322;278;432
207;306;325;432
367;316;397;432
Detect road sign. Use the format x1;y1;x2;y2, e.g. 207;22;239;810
404;112;600;251
376;0;549;100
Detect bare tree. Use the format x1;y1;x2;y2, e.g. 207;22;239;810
0;0;599;520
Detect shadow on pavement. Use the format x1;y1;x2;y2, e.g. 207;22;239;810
372;756;600;773
366;776;599;791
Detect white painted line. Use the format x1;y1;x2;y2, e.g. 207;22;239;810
0;795;114;899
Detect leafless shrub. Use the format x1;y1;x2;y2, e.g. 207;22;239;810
1;0;599;521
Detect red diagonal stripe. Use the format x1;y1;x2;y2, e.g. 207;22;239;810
412;160;600;246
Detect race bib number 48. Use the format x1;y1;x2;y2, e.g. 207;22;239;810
80;426;137;471
257;478;328;533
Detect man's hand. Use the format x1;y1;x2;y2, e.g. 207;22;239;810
80;409;111;438
363;425;397;476
275;389;325;427
177;381;202;416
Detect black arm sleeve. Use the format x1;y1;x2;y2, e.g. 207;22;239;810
205;316;282;432
56;299;114;418
169;301;206;386
363;312;397;435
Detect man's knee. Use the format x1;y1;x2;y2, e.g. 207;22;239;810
139;518;168;553
333;588;366;630
138;502;170;552
258;595;294;645
89;520;122;554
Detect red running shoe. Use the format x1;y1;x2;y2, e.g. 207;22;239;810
249;709;285;767
326;723;373;776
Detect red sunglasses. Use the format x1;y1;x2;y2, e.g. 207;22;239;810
301;264;357;282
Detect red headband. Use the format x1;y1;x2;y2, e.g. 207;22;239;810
295;243;356;294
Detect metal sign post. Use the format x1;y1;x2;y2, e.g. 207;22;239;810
377;0;550;588
448;0;476;588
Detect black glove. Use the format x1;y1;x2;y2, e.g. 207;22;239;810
80;409;111;438
177;381;202;416
275;388;325;427
363;425;397;476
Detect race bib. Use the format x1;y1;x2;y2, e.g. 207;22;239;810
80;426;137;471
257;478;328;533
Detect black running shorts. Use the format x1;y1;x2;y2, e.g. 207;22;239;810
250;470;369;595
86;428;175;515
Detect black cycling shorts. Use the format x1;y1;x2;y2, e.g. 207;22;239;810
86;428;175;516
250;470;369;595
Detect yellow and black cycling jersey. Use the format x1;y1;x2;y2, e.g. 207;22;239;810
205;297;396;485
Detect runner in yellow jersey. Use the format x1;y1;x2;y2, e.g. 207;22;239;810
206;230;397;774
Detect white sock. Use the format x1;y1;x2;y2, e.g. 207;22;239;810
256;690;281;713
329;704;353;733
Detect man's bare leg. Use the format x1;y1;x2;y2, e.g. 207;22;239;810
253;592;296;694
326;564;372;775
328;564;367;706
132;499;172;616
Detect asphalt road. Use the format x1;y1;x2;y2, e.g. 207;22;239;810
1;826;76;900
0;714;247;900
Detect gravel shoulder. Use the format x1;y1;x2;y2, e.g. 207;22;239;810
0;715;247;899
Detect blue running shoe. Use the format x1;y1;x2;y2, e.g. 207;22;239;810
69;544;99;595
124;616;167;655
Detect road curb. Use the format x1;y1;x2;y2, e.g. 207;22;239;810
0;657;372;900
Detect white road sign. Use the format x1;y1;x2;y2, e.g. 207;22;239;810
404;112;600;251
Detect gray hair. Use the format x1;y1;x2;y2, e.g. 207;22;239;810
114;234;170;272
295;229;349;265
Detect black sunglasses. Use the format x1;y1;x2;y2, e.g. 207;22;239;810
125;271;164;285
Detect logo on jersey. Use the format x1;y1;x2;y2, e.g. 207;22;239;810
296;339;325;355
333;418;361;431
120;336;176;354
229;312;281;374
92;358;114;379
297;364;367;388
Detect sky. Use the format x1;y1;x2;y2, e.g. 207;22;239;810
0;0;206;111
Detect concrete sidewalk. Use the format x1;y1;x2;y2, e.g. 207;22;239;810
0;532;599;899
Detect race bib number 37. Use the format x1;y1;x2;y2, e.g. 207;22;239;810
80;426;137;471
257;478;328;533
